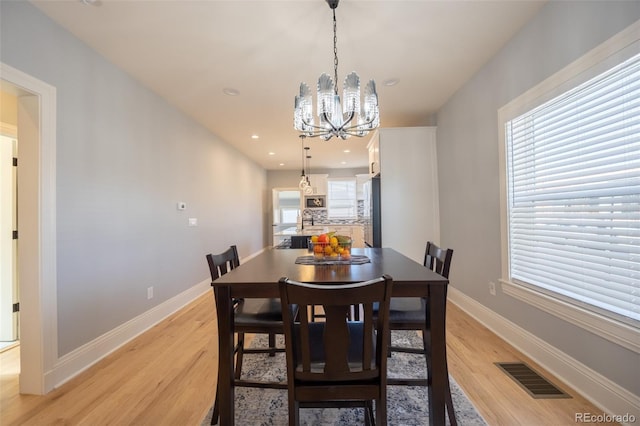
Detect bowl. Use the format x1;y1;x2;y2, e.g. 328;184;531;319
309;240;352;260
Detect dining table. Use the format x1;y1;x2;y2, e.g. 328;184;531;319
211;247;451;426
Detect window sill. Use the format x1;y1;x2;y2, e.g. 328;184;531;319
500;279;640;354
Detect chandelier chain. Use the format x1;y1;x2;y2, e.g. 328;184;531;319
333;8;339;96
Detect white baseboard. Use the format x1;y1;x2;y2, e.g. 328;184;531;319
448;286;640;425
47;278;212;390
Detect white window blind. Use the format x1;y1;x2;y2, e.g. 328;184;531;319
505;52;640;324
327;178;357;219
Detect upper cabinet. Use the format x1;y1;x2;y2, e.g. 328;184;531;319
306;174;328;196
367;131;380;177
356;173;370;200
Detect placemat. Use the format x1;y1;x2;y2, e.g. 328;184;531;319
295;255;371;265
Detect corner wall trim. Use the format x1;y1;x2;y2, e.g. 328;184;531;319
448;286;640;424
48;279;211;390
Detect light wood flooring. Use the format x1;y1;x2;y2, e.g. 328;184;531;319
0;293;618;425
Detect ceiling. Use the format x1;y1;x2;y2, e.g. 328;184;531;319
29;0;546;171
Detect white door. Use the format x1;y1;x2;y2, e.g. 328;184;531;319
0;134;18;342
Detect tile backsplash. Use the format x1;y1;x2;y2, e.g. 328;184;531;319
302;200;366;225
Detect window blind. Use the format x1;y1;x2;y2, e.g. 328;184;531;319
327;179;357;218
505;52;640;324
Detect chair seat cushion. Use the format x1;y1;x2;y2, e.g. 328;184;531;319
235;298;283;325
388;297;426;323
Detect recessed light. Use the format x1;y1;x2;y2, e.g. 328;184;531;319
279;163;285;166
341;161;347;165
251;134;259;140
268;152;275;156
223;88;240;96
343;149;350;153
383;78;399;87
80;0;101;5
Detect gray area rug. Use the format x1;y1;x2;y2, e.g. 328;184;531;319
203;331;487;425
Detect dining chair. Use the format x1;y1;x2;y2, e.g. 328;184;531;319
278;275;394;426
386;241;456;425
206;245;286;425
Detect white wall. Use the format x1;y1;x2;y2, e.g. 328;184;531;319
436;0;640;402
379;127;439;264
0;2;266;357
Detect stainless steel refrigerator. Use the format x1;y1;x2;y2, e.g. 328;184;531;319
364;175;381;247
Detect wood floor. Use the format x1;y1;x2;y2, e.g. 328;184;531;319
0;293;618;426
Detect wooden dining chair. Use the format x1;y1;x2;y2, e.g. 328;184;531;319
386;241;457;425
206;245;286;425
278;275;394;426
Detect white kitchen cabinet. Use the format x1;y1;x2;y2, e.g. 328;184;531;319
356;174;369;200
328;225;364;248
379;127;439;263
306;174;328;195
367;132;380;177
350;225;365;248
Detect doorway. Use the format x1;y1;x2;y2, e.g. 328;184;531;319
1;63;58;395
272;188;302;248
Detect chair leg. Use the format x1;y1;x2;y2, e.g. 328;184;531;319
268;333;276;357
288;400;299;426
376;395;387;426
364;400;373;426
422;329;456;426
235;332;245;380
446;379;457;426
211;383;220;425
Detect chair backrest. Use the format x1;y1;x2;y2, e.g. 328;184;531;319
423;241;453;279
278;275;393;383
206;245;240;282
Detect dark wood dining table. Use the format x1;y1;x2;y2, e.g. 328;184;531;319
211;247;450;425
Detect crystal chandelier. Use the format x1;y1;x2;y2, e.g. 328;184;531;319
294;0;379;141
299;135;313;194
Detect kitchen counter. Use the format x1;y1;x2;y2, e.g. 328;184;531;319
273;226;330;237
273;225;365;248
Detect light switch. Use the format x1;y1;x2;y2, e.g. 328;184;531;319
188;218;198;227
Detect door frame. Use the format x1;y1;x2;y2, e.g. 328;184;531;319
1;62;57;394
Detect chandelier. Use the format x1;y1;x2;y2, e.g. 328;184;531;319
299;135;313;194
293;0;379;141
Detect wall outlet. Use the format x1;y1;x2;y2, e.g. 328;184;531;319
489;281;497;296
147;286;154;300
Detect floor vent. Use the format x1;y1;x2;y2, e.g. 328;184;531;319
495;362;571;399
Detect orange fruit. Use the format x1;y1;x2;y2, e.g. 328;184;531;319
324;245;333;255
310;235;319;243
318;234;329;243
314;244;324;254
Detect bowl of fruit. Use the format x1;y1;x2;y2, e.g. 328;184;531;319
309;232;352;261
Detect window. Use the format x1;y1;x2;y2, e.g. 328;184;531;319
327;178;357;219
498;26;640;351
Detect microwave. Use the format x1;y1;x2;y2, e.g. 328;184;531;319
305;196;326;209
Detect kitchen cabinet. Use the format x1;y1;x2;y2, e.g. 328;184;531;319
356;174;369;200
306;174;328;195
350;225;365;248
367;132;380;177
379;127;439;263
329;225;364;248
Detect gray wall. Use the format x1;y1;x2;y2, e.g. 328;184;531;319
1;2;266;356
436;1;640;396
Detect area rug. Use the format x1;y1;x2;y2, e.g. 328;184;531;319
202;331;487;425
